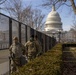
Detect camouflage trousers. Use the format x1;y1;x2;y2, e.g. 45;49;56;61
11;57;22;72
28;52;36;62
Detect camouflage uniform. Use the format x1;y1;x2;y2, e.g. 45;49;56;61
25;40;37;62
9;37;25;72
34;35;42;56
34;39;42;56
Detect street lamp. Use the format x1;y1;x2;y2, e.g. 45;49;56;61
52;32;55;37
58;29;62;43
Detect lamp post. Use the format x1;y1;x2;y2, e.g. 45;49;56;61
52;32;55;37
58;29;62;43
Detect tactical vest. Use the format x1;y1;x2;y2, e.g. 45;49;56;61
11;43;23;58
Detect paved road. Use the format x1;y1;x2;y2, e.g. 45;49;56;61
0;49;10;63
0;49;10;75
0;61;9;75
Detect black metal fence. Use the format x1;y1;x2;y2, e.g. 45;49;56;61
0;13;56;52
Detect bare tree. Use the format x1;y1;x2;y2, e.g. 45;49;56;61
0;0;7;11
70;0;76;14
2;0;24;22
23;8;45;30
33;9;45;30
0;0;7;5
42;0;76;14
71;21;76;41
72;21;76;30
1;0;45;30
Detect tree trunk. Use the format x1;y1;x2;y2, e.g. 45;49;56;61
70;0;76;14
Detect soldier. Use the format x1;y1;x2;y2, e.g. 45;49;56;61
9;36;26;72
25;35;37;62
34;35;42;56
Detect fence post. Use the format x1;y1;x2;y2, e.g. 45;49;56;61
19;22;21;43
9;18;12;46
25;25;27;42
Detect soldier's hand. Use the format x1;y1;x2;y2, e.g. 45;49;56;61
36;54;39;57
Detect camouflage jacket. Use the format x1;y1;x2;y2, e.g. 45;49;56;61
34;40;42;56
25;41;37;56
9;42;25;58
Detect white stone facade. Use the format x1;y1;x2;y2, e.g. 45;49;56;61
45;5;62;31
44;5;63;42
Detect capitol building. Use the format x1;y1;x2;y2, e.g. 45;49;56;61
43;5;76;43
44;5;63;42
45;5;62;31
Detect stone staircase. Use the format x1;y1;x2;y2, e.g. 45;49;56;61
62;47;76;75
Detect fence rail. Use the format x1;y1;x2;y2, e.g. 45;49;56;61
0;13;56;52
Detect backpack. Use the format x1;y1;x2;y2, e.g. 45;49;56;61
20;55;28;66
26;41;37;55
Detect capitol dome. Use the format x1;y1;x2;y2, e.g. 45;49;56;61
45;5;62;31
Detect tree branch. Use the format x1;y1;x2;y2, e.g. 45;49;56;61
0;0;7;5
70;0;76;14
64;3;72;7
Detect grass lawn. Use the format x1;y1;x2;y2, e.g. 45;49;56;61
12;44;62;75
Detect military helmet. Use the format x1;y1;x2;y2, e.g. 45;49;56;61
13;36;18;40
30;35;34;42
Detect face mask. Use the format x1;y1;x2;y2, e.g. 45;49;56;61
30;38;34;42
